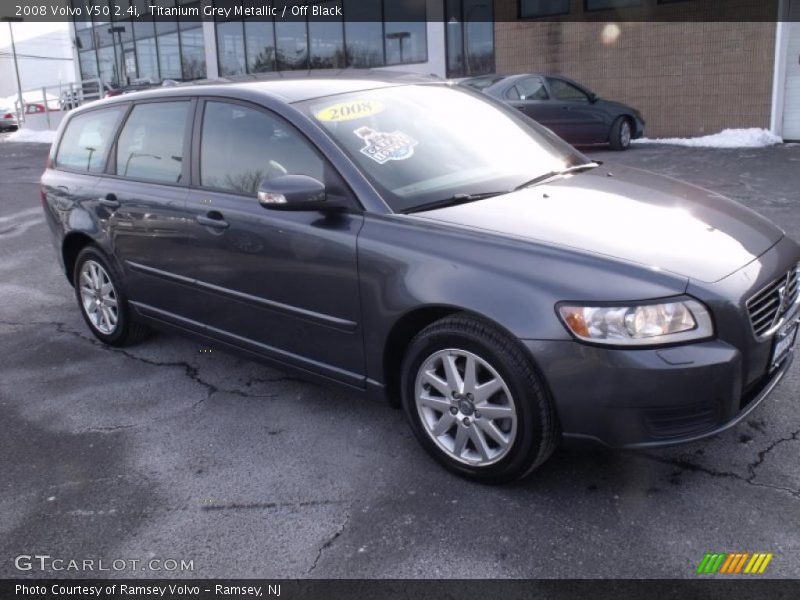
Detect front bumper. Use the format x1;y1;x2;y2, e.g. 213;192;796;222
632;116;646;139
522;336;794;448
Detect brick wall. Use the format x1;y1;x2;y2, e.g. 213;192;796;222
493;16;777;138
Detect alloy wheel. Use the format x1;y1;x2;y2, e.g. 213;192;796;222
620;120;632;148
414;349;518;466
79;260;119;335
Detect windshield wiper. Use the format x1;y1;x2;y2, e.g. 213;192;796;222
403;191;508;214
514;162;600;191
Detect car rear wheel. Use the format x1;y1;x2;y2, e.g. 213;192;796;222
609;116;632;151
73;246;150;346
400;314;559;483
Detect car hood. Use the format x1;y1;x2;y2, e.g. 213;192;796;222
413;165;783;283
601;99;637;113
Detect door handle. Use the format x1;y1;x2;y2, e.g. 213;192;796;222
99;193;120;209
196;211;229;230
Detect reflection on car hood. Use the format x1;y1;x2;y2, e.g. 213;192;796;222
413;165;783;283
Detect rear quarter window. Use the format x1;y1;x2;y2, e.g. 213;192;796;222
56;106;124;172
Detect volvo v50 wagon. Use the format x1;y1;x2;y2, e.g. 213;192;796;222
41;73;800;482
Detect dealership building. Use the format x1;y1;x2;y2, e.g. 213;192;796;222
69;0;799;138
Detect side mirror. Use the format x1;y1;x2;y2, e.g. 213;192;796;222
588;93;599;104
257;175;328;211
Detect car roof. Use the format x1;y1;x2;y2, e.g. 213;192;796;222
73;70;443;113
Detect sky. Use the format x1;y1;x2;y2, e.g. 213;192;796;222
0;21;69;48
0;22;75;100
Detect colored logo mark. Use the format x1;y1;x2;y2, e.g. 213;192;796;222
696;553;773;574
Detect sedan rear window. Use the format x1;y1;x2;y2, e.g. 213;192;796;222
56;107;124;173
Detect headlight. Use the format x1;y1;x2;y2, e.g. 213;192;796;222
557;299;713;346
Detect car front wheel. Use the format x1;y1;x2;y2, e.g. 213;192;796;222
609;116;633;151
401;314;559;483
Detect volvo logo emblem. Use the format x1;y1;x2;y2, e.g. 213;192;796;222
777;284;787;312
773;274;792;328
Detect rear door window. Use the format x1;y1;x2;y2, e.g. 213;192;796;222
115;101;190;183
56;106;124;173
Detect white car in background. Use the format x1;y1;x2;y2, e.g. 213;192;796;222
0;107;19;132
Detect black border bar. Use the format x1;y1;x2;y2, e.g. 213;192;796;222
1;0;795;23
2;579;800;600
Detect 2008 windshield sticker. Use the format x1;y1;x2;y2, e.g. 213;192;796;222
315;100;385;122
354;127;418;165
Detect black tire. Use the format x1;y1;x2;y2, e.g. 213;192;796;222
400;313;559;483
609;116;633;151
73;245;151;346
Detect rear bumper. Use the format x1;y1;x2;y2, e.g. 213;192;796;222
522;337;794;449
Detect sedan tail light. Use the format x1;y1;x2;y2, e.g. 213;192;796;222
3;113;13;119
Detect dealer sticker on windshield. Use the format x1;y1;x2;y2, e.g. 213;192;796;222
354;126;418;165
314;100;385;122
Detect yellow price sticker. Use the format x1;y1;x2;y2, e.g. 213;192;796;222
315;100;385;122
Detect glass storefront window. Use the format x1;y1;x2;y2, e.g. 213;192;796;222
216;20;246;76
75;0;448;85
384;0;427;65
180;26;207;80
245;21;276;73
519;0;570;17
275;20;308;70
76;27;94;52
133;16;156;40
308;1;345;69
93;24;115;49
79;50;99;80
464;2;493;76
115;20;134;44
158;32;182;79
135;37;159;82
344;0;383;67
446;0;495;78
97;45;120;86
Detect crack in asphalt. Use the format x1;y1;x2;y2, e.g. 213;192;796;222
79;424;136;433
29;499;347;518
201;499;345;512
638;427;800;499
0;319;282;403
307;510;351;575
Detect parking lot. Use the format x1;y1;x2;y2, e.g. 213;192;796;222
1;137;799;578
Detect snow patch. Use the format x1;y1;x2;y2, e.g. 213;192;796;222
635;128;782;149
1;128;57;144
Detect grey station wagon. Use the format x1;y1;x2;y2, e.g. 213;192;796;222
41;72;800;482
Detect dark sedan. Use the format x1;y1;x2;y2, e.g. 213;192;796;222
41;73;797;483
461;73;645;150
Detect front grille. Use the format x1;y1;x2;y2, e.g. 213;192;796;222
746;263;799;338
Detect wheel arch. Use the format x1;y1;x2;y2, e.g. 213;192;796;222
381;304;544;408
62;231;98;286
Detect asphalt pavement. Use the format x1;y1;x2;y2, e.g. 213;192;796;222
1;137;799;578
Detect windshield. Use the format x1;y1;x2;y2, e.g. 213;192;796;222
298;84;590;213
